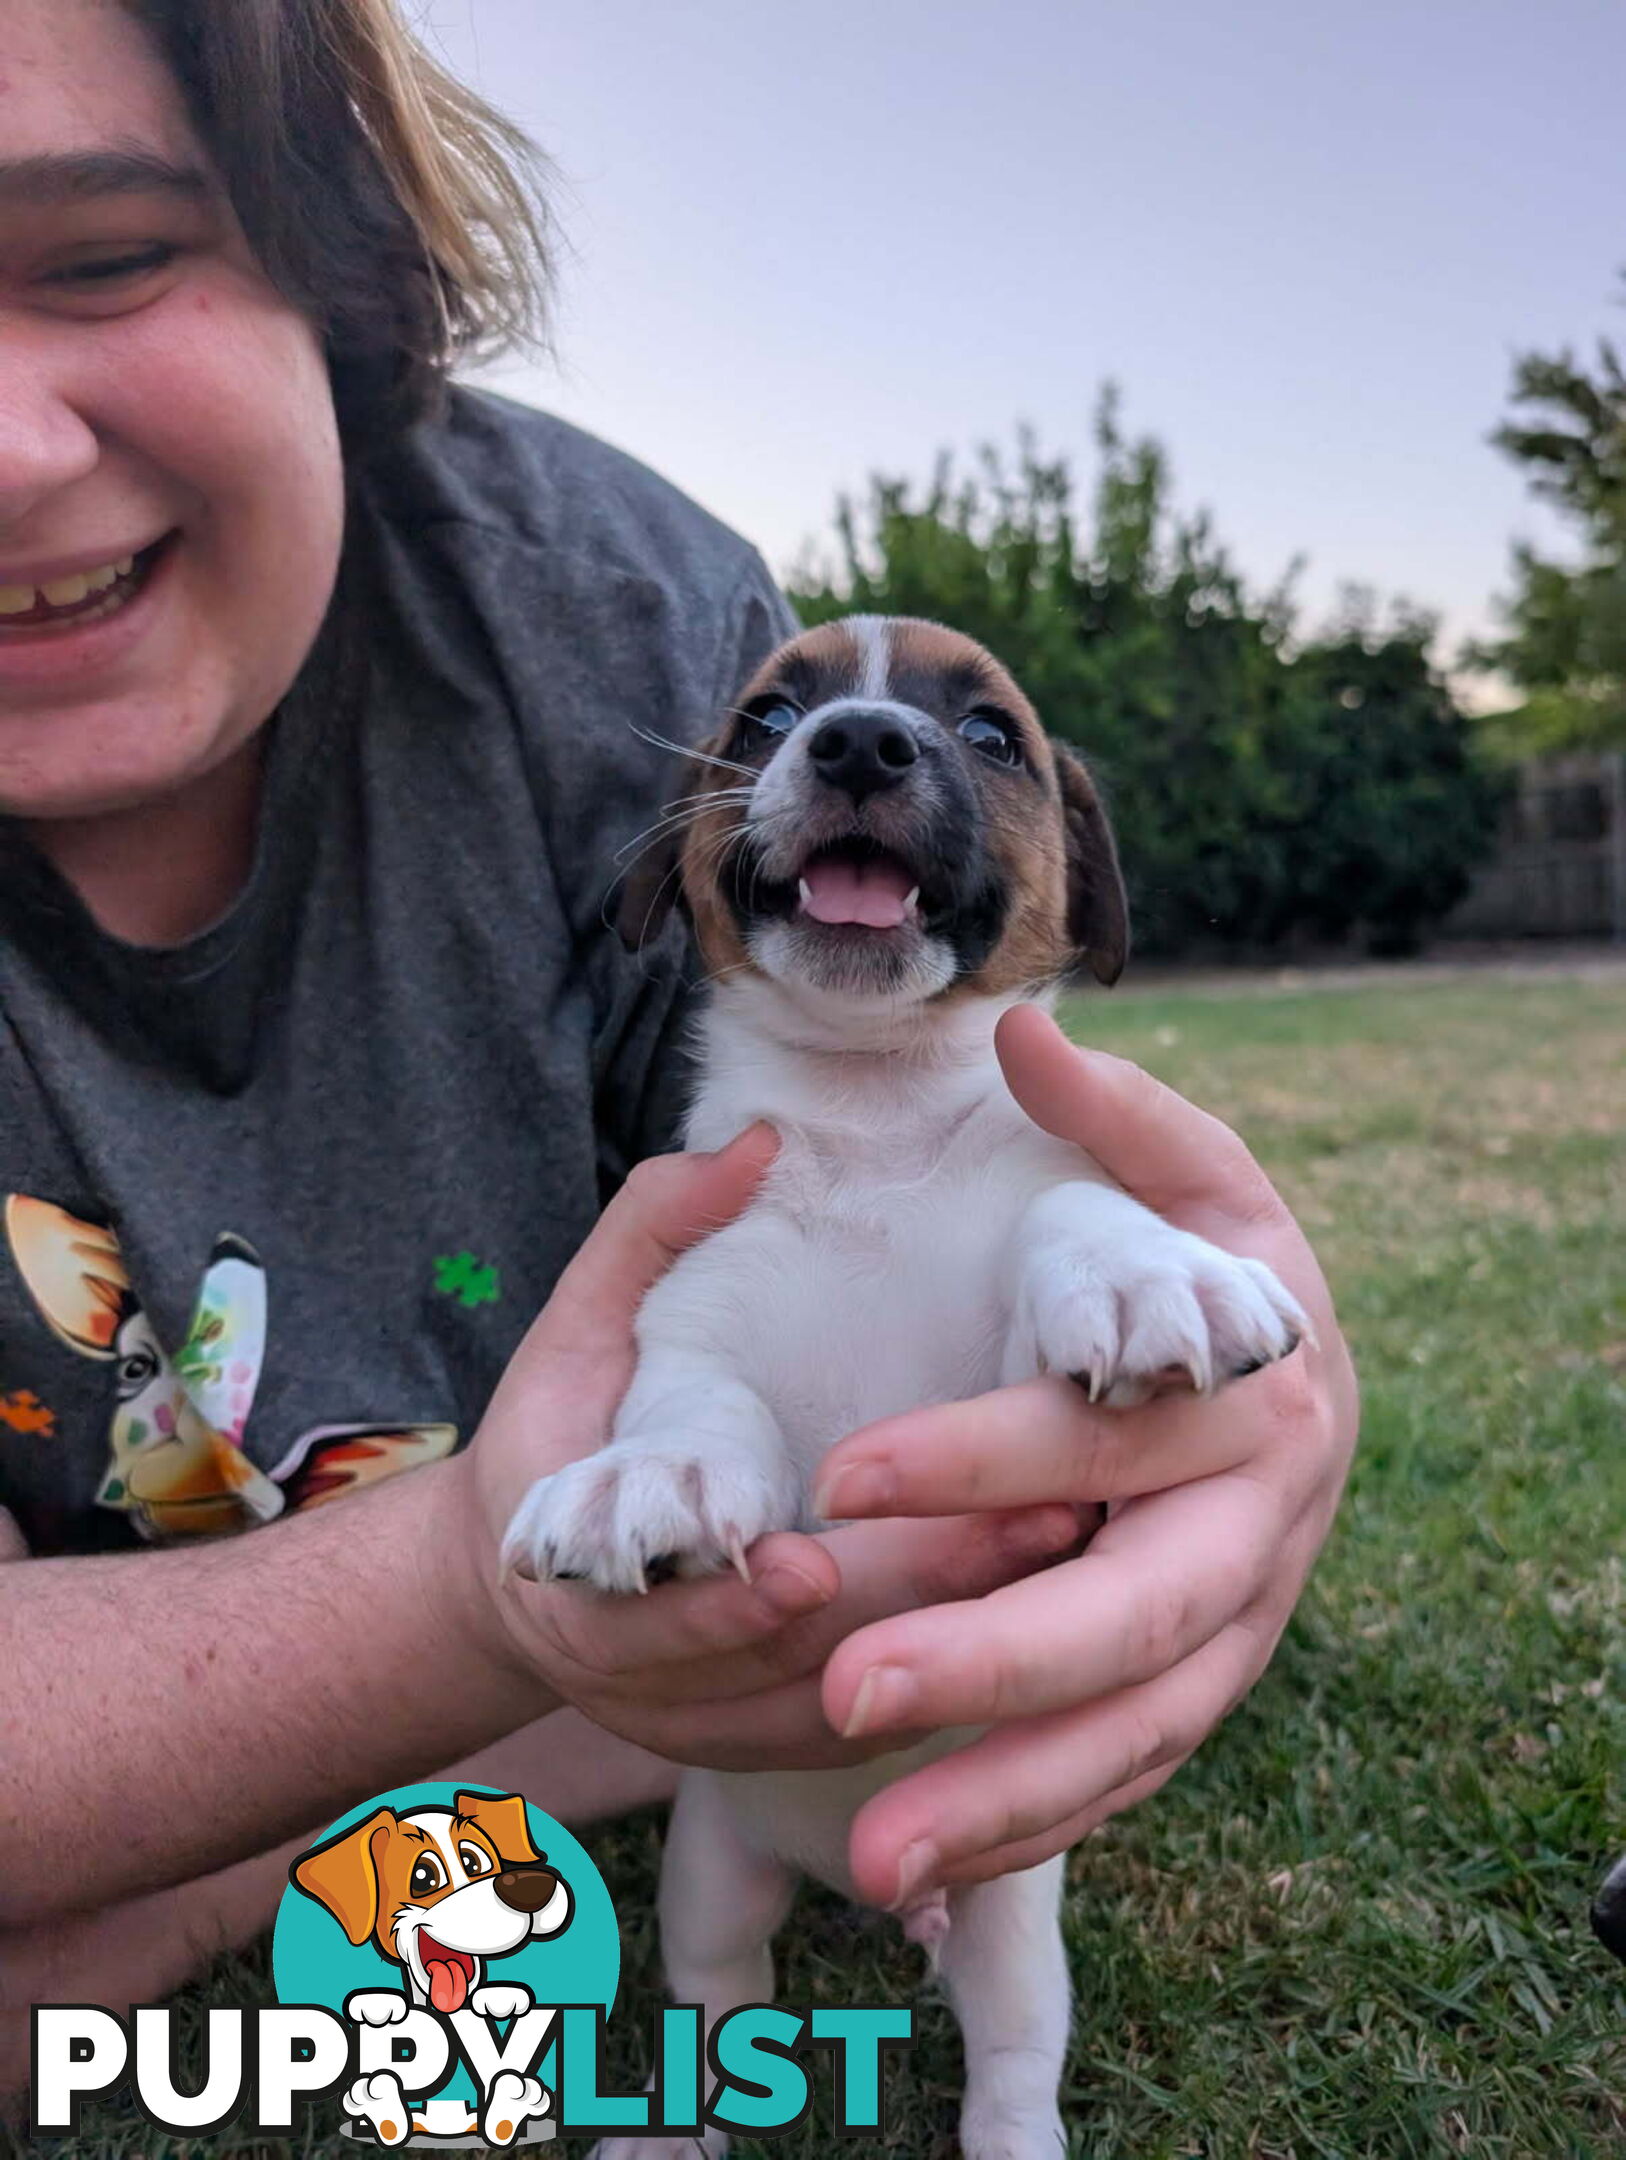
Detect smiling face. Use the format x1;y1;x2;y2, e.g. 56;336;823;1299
633;615;1128;1010
292;1791;574;2016
0;0;345;820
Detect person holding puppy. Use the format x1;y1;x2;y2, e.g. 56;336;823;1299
0;0;1358;2102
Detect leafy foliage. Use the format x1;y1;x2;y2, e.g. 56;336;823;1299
789;396;1501;955
1476;309;1626;752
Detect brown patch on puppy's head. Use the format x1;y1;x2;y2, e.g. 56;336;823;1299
619;615;1128;1003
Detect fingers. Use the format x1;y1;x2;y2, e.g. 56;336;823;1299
917;1761;1183;1890
532;1505;1086;1711
994;1004;1281;1226
624;1675;882;1774
816;1355;1321;1522
822;1472;1278;1739
845;1607;1272;1908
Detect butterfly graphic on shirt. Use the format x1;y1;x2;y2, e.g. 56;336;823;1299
3;1196;455;1541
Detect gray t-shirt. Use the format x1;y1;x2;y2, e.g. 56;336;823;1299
0;388;793;1554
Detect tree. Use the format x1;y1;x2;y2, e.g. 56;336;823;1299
1476;300;1626;752
789;396;1501;955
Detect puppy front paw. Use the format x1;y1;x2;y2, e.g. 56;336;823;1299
344;1989;410;2027
483;2069;548;2146
1018;1203;1308;1407
471;1981;533;2022
343;2071;412;2146
501;1439;798;1594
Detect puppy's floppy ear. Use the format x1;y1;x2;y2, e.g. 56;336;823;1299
1053;745;1130;986
291;1806;396;1946
613;724;734;952
454;1789;541;1866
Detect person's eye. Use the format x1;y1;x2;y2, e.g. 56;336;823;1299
38;244;182;303
958;710;1023;767
734;699;800;754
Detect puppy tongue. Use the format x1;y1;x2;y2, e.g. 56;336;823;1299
800;856;914;928
427;1959;468;2014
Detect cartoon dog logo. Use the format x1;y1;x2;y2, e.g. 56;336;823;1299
292;1789;572;2147
3;1196;454;1539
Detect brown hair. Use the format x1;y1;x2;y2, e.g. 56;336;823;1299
127;0;554;455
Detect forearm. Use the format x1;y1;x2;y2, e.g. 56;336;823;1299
0;1458;552;1926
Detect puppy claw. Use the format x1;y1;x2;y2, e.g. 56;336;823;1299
1020;1207;1306;1414
502;1440;795;1596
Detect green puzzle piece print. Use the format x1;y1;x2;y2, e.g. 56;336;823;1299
433;1250;501;1309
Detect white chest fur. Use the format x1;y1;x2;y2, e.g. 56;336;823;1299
672;984;1086;1508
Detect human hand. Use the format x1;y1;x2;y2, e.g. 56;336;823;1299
814;1003;1359;1906
454;1128;1085;1772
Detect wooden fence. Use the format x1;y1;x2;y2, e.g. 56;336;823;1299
1443;750;1626;942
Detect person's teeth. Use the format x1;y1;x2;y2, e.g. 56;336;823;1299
0;586;33;616
41;574;91;606
115;556;134;576
798;877;813;911
85;564;119;593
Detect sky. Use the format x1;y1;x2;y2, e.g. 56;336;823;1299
433;0;1625;682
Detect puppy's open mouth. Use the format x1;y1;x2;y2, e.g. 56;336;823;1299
798;841;922;929
749;837;939;933
417;1930;477;2014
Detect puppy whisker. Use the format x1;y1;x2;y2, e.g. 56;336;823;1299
626;722;757;779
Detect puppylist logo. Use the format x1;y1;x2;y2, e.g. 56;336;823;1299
30;1782;913;2146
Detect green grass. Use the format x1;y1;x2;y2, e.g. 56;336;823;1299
23;973;1626;2158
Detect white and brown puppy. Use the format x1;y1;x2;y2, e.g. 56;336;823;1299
293;1790;570;2147
503;616;1307;2159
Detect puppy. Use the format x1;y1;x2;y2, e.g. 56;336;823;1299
503;616;1307;2157
292;1789;570;2147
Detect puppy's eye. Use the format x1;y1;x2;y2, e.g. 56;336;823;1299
958;711;1022;767
734;698;799;754
458;1842;492;1877
409;1855;445;1898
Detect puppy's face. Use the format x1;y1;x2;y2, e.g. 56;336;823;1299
625;616;1127;1005
292;1789;573;2014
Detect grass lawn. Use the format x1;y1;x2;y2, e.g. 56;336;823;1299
24;971;1626;2159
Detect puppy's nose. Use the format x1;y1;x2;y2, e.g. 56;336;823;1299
808;709;919;804
493;1864;561;1914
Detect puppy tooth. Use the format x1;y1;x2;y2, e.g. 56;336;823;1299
904;885;920;914
798;877;813;911
726;1531;752;1586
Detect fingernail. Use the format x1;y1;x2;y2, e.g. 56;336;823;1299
889;1837;940;1911
814;1460;894;1520
842;1663;919;1738
754;1562;831;1617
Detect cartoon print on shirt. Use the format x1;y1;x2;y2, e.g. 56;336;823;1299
0;1389;56;1436
3;1197;456;1540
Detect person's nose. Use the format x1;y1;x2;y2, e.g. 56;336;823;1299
0;335;101;532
